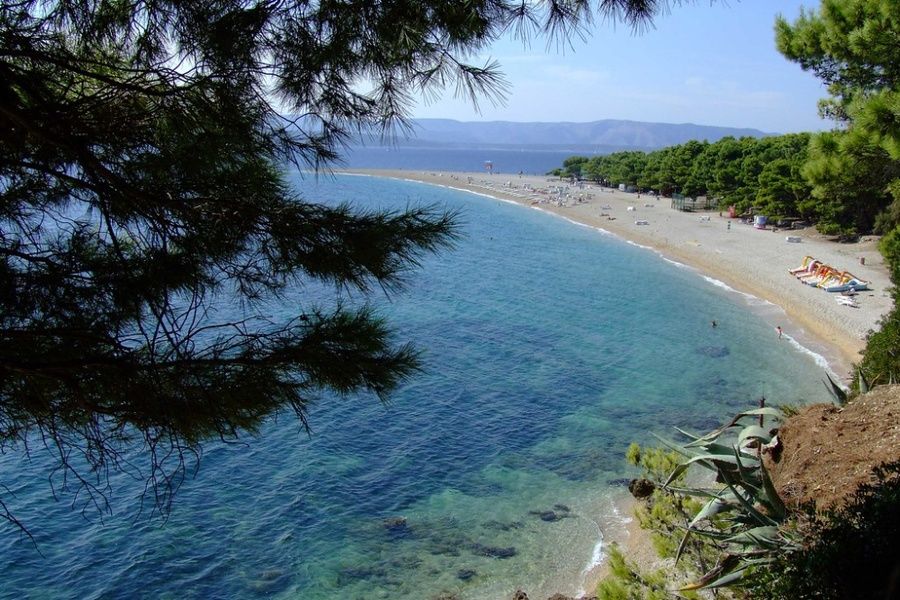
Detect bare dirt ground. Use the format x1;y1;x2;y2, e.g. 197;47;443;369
765;384;900;511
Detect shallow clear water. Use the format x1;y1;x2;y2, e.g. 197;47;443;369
0;174;830;599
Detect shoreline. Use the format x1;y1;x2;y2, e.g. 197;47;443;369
575;489;661;596
341;168;895;596
344;168;895;378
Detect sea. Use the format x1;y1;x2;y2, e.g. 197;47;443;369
339;145;585;176
0;149;834;599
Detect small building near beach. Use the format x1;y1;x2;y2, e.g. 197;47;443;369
671;194;715;212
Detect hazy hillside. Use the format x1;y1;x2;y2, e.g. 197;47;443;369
359;118;771;152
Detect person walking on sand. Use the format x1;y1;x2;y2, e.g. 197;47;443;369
776;326;783;338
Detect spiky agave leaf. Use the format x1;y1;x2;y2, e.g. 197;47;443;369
726;526;783;549
759;458;788;521
679;555;744;591
658;403;801;592
858;367;870;393
823;373;848;404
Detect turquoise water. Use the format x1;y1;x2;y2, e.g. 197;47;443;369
0;174;830;599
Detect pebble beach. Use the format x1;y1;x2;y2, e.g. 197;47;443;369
345;168;897;594
349;169;894;377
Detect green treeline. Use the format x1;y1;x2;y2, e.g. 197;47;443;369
554;0;900;389
597;3;900;596
551;130;894;239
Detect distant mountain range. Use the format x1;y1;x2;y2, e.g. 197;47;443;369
356;118;771;153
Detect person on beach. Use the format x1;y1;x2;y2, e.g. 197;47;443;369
776;326;783;338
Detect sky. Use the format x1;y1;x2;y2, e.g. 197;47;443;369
410;1;829;134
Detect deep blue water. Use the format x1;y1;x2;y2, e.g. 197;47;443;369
0;174;829;599
340;145;580;175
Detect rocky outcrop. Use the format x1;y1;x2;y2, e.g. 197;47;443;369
628;477;655;498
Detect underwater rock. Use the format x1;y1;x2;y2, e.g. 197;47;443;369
470;542;517;559
696;345;730;358
607;478;631;487
432;593;461;600
552;504;571;513
259;569;284;581
528;508;571;522
425;529;471;556
456;568;477;581
246;568;289;594
427;542;461;557
382;516;412;540
628;478;655;498
482;519;524;531
383;516;408;530
392;555;423;570
512;591;529;600
337;565;386;585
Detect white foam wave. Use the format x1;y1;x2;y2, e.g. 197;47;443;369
369;173;845;380
480;183;845;380
559;214;615;237
624;239;653;251
784;334;838;375
575;498;632;596
661;256;693;270
590;538;605;566
582;531;605;576
575;534;604;598
526;205;616;237
427;181;526;206
701;274;767;304
698;277;840;378
490;195;522;206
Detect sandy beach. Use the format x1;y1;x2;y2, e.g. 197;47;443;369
347;169;894;378
343;168;895;596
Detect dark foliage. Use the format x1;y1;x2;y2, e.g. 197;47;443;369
553;134;817;223
858;228;900;388
0;1;682;532
746;460;900;600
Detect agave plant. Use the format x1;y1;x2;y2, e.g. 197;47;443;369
655;406;802;591
822;373;848;405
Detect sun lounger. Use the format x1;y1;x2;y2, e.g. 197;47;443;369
836;296;859;308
